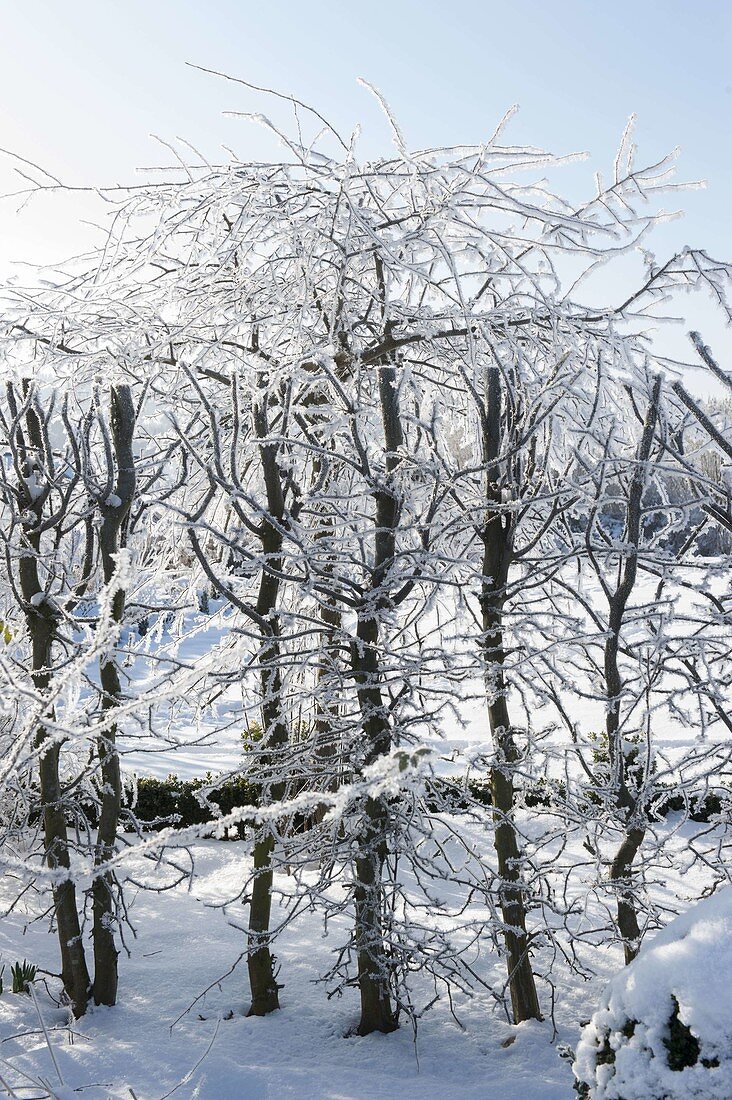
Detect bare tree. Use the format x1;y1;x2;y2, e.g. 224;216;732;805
0;380;94;1016
1;85;730;1050
86;383;137;1006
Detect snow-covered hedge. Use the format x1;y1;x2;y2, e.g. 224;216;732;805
574;888;732;1099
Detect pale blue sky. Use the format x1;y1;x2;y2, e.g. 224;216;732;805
0;0;729;355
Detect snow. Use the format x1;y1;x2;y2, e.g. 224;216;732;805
2;579;729;1098
22;472;43;503
118;570;732;785
0;797;722;1098
0;841;576;1100
574;887;732;1099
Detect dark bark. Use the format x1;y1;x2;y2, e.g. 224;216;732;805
246;386;289;1017
312;558;343;826
610;828;645;964
348;345;403;1036
13;387;91;1017
604;376;661;964
480;365;541;1023
481;589;542;1022
305;436;343;826
92;385;136;1006
34;620;91;1019
246;628;288;1016
350;612;398;1035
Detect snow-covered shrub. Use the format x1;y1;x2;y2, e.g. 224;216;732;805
574;889;732;1098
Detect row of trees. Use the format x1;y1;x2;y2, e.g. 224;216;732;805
1;97;731;1036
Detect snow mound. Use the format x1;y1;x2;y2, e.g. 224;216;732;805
574;888;732;1099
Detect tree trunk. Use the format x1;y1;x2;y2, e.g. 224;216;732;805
603;375;660;964
15;389;91;1018
32;617;91;1018
482;605;542;1023
312;526;342;825
346;345;405;1036
92;658;123;1005
605;622;647;965
246;385;289;1016
92;385;135;1007
480;364;541;1024
610;828;645;964
247;831;280;1014
246;656;287;1016
350;612;398;1035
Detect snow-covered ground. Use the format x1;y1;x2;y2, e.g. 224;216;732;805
2;570;729;1099
1;839;584;1100
2;808;725;1099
